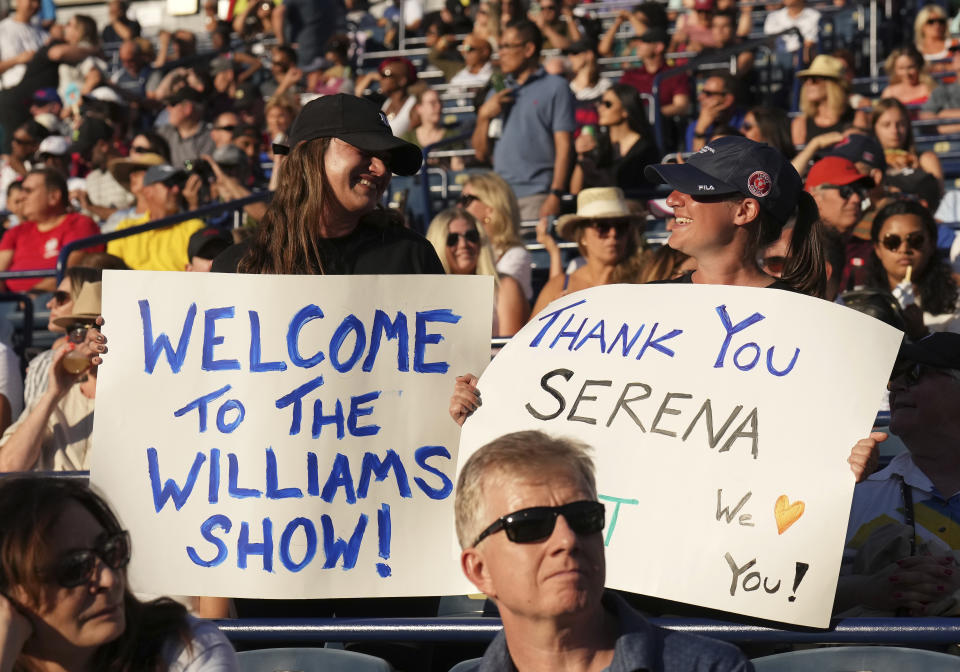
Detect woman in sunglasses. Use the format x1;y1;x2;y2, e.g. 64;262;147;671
570;84;658;195
914;4;953;66
791;55;868;147
864;199;958;340
426;207;529;337
529;186;645;317
0;477;237;672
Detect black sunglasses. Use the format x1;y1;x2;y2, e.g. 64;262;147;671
881;232;926;252
459;193;480;207
472;500;605;547
891;361;934;387
927;17;947;24
446;229;480;246
51;289;71;306
42;531;131;589
214;124;237;132
587;218;630;236
822;183;864;200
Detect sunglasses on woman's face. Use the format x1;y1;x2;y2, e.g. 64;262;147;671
458;193;480;207
446;229;480;246
43;531;131;589
129;145;153;154
881;231;926;252
927;17;946;25
588;218;630;236
51;290;71;306
472;500;605;547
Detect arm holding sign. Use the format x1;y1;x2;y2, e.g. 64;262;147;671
848;432;882;483
450;374;481;426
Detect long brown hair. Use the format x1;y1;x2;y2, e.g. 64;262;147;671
239;139;404;274
0;478;190;672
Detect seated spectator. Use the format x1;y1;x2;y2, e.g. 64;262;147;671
355;57;418;137
806;155;873;242
128;132;171;163
106;164;205;271
424;20;463;81
598;2;669;59
109;39;156;101
56;15;108;103
264;94;298;143
3;182;25;229
401;88;465;171
738;107;798;169
863;200;958;338
186;227;233;272
156;86;215;169
873;98;943;184
763;0;820;64
29;88;61;119
915;4;955;68
0;120;48;212
882;46;936;107
670;0;715;53
36;136;71;177
449;33;493;89
531;187;645;315
528;0;577;50
426;207;529;336
102;0;141;43
0;169;101;293
0;477;238;667
837;333;960;616
791;55;868;147
452;430;751;670
920;43;960;132
312;34;354;95
565;38;610;103
699;9;753;75
619;27;691;121
572;84;659;194
70;118;134;223
210;111;241;150
260;45;301;100
686;73;745;152
0;281;101;471
459;172;533;301
233;0;275;42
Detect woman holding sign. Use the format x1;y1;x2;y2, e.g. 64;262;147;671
0;477;237;672
211;93;444;275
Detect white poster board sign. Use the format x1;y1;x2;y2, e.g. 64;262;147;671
457;284;902;628
91;271;490;599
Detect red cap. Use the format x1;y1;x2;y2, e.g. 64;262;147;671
378;57;418;84
804;156;866;190
694;0;715;10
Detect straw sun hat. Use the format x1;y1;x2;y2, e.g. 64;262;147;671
554;187;644;241
53;282;102;328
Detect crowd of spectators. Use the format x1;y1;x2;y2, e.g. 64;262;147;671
0;0;956;668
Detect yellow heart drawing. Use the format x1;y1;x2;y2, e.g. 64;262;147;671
774;495;805;535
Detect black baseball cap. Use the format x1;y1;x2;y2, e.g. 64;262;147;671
165;86;205;106
896;332;960;371
644;136;818;226
637;27;668;43
827;133;887;171
274;93;422;176
188;227;234;260
70;117;113;156
562;38;596;55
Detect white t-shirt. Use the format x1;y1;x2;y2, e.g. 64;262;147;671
383;95;416;137
763;7;821;53
496;245;533;301
0;17;47;88
163;617;238;672
450;62;493;89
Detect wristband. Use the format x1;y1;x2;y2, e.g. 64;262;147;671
551;188;566;198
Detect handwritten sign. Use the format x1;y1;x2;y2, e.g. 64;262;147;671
457;284;902;627
91;271;490;599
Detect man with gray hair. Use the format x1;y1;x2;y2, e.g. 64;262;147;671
455;430;752;671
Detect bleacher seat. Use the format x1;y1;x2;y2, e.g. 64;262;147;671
751;645;960;671
236;646;392;671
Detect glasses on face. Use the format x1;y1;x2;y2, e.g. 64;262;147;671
587;218;630;236
213;124;237;132
446;229;480;246
891;361;931;387
41;531;131;589
129;144;153;154
461;43;477;52
459;193;480;207
881;231;926;252
498;41;526;50
472;500;605;547
927;17;946;25
805;76;827;84
51;290;71;306
11;136;35;146
700;89;727;97
822;183;864;200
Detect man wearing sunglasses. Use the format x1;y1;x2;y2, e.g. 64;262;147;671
836;333;960;616
456;431;751;671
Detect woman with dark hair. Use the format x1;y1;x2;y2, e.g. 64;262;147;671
0;477;237;671
212;94;443;275
128;132;171;163
740;106;796;159
864;199;958;339
872;97;942;183
571;84;659;194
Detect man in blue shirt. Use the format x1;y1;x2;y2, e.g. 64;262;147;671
471;20;575;221
455;430;753;672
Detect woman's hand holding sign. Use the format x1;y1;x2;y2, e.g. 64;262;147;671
450;373;481;426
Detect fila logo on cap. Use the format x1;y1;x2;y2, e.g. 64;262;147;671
699;185;715;191
747;170;772;198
